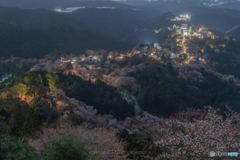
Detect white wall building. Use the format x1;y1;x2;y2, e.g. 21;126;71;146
179;24;188;36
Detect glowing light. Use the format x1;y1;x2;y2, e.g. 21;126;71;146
55;9;62;12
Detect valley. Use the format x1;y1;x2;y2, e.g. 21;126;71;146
1;1;240;159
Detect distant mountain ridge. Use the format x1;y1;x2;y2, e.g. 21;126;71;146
0;6;87;29
0;24;127;58
226;24;240;38
226;24;240;34
216;2;240;11
0;0;132;9
172;6;240;32
0;5;170;56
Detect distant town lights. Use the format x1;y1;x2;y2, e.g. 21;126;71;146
55;9;61;12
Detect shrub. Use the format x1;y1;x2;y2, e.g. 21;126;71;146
73;117;83;126
40;135;102;160
65;62;73;71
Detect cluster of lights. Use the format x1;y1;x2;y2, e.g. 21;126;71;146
54;6;116;13
172;14;191;22
207;2;227;6
55;9;62;12
203;0;239;7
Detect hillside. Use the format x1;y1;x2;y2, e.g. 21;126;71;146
0;0;132;9
2;2;240;159
173;6;240;32
0;24;127;58
226;25;240;38
1;51;240;159
0;6;88;29
192;13;240;32
70;8;143;36
0;6;161;32
0;6;165;38
216;2;240;11
0;6;175;58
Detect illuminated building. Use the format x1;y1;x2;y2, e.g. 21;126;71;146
55;9;62;12
71;57;78;64
174;14;191;21
170;53;179;59
154;29;161;34
210;44;215;48
154;43;162;50
61;57;71;63
179;24;188;36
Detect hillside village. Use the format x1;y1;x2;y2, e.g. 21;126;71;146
2;1;240;159
1;19;240;160
0;21;235;91
24;22;236;88
171;14;191;22
0;21;229;95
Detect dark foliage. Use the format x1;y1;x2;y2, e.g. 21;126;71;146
21;71;50;97
6;97;58;136
0;6;174;58
130;62;240;118
28;97;58;123
65;62;73;71
18;71;134;120
56;73;135;120
0;24;125;59
207;39;240;79
7;100;41;135
118;129;160;159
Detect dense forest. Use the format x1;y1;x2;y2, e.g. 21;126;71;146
129;62;240;117
1;71;135;120
0;69;136;159
1;1;240;159
0;118;102;160
206;38;240;79
56;73;135;120
3;61;240;121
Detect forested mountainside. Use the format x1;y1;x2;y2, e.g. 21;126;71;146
0;6;169;58
0;5;240;59
226;25;240;38
173;6;240;32
0;24;125;59
0;0;132;9
1;39;240;159
2;2;240;159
